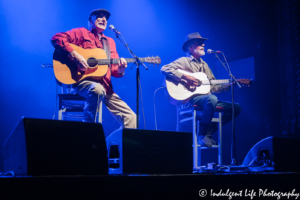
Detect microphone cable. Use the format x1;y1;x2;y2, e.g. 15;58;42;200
154;86;165;130
53;82;58;119
139;79;146;129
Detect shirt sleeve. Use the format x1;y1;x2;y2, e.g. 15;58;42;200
51;28;84;54
108;37;124;78
160;57;187;82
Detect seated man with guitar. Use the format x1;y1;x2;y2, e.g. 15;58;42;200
161;32;241;147
51;9;136;128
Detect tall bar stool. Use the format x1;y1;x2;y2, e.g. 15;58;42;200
177;105;223;171
58;93;103;123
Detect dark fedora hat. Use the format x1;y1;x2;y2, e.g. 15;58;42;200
182;32;208;52
89;9;111;21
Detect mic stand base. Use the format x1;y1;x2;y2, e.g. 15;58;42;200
231;158;237;166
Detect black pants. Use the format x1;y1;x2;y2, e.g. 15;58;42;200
181;94;241;136
208;101;241;136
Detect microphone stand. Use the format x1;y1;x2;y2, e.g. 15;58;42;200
214;52;241;166
113;32;148;129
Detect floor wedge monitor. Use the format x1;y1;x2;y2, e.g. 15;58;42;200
3;117;108;175
242;136;300;172
106;128;193;174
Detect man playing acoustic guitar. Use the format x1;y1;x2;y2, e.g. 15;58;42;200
161;32;241;147
51;9;136;128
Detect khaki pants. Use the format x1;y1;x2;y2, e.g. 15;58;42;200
73;80;136;129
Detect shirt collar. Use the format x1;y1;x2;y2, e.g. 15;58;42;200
91;28;107;40
189;55;203;63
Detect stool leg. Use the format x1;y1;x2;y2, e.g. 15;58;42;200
97;101;103;123
193;109;199;170
218;112;223;165
176;107;180;131
58;108;66;120
58;109;62;120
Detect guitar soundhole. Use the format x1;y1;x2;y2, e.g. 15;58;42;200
87;57;98;68
197;80;202;86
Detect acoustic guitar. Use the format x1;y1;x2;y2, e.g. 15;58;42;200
165;69;251;105
53;43;161;85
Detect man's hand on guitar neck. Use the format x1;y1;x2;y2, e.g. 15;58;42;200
69;51;88;71
181;74;198;87
117;58;127;75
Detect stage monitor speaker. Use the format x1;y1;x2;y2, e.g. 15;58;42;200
242;136;300;172
106;128;193;174
3;117;108;176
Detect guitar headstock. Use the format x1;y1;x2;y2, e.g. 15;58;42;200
237;78;253;86
144;56;161;66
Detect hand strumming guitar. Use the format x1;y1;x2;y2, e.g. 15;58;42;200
69;50;88;71
182;74;198;87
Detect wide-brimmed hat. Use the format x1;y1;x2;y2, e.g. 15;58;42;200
182;32;208;52
89;9;111;21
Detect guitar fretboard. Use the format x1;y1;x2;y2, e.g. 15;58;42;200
201;79;230;85
97;58;146;65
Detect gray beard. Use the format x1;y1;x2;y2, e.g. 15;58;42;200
194;49;205;57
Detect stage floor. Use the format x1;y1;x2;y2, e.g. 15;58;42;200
0;171;299;200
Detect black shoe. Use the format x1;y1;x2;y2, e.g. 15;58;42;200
207;136;217;146
197;135;212;148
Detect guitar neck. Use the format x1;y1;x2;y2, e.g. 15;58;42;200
203;79;229;85
98;58;145;65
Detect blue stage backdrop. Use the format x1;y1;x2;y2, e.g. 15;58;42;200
0;0;281;166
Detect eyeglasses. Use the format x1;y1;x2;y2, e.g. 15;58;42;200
96;13;107;19
193;41;204;46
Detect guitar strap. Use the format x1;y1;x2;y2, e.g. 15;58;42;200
199;61;204;72
101;37;111;61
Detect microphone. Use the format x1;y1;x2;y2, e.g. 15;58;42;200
109;25;121;35
207;49;221;54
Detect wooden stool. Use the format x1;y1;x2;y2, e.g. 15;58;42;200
58;94;102;123
177;105;223;171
